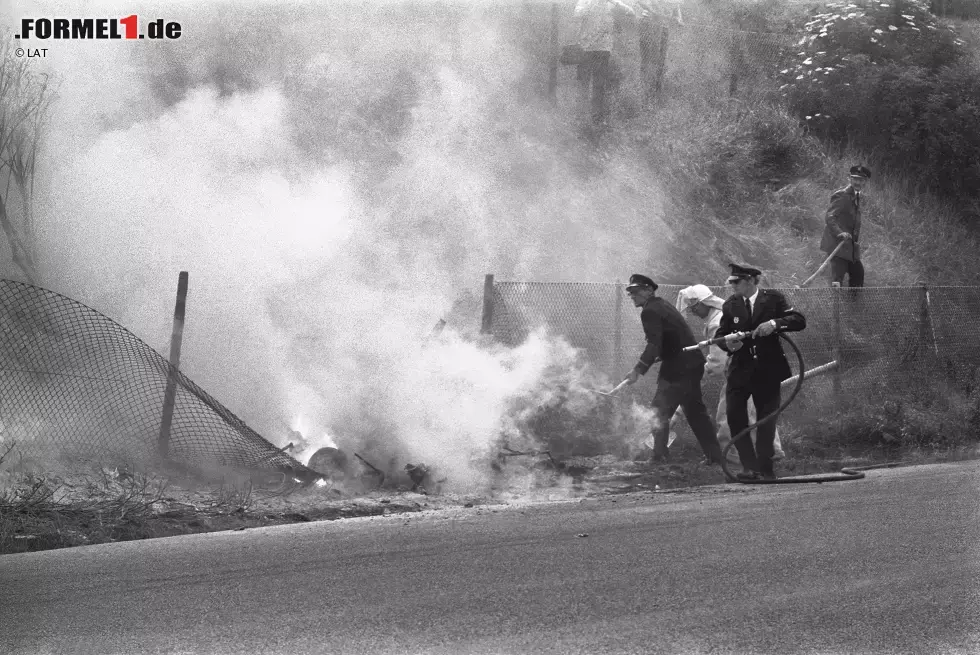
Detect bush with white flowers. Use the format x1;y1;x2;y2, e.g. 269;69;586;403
777;0;980;216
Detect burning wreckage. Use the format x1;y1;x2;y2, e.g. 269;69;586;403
293;438;593;495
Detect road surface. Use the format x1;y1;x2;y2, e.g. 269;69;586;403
3;461;980;654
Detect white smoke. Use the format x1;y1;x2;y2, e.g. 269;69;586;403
3;0;677;491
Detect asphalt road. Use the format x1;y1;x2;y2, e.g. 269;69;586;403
3;461;980;655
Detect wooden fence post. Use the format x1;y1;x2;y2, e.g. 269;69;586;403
655;24;669;97
728;32;742;96
613;280;623;382
832;282;843;437
548;3;559;103
481;274;495;335
158;271;188;459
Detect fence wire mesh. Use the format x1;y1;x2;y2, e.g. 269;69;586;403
488;280;979;445
0;279;314;477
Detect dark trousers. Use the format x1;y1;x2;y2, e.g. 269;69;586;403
830;257;865;287
576;51;611;127
726;376;781;475
651;368;724;463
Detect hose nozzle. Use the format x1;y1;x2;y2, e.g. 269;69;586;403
682;330;751;352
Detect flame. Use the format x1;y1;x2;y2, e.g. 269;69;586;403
289;413;338;464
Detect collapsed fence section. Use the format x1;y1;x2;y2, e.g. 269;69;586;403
0;279;315;478
484;277;980;447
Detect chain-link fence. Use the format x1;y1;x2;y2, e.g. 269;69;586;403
0;279;316;478
484;277;980;443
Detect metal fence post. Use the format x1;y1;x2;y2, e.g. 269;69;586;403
920;283;939;358
481;274;495;335
158;271;188;459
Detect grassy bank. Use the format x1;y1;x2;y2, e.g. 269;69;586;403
620;87;980;287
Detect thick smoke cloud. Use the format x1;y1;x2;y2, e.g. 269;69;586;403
5;0;675;490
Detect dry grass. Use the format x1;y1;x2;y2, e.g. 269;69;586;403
0;447;487;555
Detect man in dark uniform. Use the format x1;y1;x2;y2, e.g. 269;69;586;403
820;165;871;287
621;274;724;465
714;264;807;481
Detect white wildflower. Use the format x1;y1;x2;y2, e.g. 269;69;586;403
901;14;914;19
870;37;878;43
803;58;813;65
797;75;805;80
888;25;898;30
874;28;884;34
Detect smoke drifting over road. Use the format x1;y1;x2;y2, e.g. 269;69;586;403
6;0;674;489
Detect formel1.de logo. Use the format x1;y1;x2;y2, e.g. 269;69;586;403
15;16;182;40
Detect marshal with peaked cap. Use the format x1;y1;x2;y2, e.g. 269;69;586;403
849;165;872;179
726;263;762;283
625;273;658;291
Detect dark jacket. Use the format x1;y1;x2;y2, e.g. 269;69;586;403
713;289;807;387
820;185;862;262
633;296;705;381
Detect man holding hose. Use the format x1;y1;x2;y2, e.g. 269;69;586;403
673;284;786;462
715;264;806;481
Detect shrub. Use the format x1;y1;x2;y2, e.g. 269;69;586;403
782;0;965;73
690;103;823;217
778;0;980;215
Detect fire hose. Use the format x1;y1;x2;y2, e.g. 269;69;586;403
682;331;901;484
